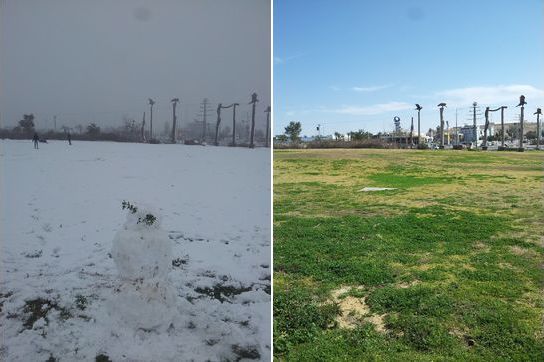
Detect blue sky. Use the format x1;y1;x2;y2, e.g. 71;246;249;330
274;0;544;136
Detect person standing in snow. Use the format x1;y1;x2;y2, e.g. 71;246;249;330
67;132;72;145
32;132;39;149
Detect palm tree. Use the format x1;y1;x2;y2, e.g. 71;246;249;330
264;106;271;147
230;103;239;146
437;103;447;148
215;103;223;146
249;93;258;148
141;112;146;142
171;98;179;143
415;104;422;147
516;95;527;150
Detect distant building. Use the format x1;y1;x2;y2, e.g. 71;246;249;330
300;135;333;142
379;132;430;146
459;123;496;145
505;121;537;133
460;125;477;144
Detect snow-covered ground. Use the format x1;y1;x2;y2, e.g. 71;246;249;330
0;140;271;361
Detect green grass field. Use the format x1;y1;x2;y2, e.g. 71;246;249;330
273;149;544;361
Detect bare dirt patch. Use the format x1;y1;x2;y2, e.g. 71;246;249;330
473;242;490;252
510;245;537;257
328;286;386;332
396;280;420;289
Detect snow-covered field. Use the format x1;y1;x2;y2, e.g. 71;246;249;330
0;140;271;361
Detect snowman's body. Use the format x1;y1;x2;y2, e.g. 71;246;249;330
109;205;177;331
112;225;172;280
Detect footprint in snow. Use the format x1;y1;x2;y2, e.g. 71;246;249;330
51;247;61;258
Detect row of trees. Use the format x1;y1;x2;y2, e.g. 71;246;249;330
275;121;377;143
144;94;270;148
274;121;391;149
0;113;127;141
276;119;543;147
1;108;269;145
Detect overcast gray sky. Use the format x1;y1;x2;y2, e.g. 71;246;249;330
0;0;270;131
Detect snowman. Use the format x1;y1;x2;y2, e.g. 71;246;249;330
109;201;177;331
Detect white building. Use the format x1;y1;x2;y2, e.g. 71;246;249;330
459;123;495;145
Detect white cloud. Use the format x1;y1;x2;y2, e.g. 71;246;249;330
334;102;413;116
436;84;544;107
352;84;391;92
274;53;304;65
273;57;284;65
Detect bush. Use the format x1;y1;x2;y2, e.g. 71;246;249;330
275;139;399;149
0;128;142;143
121;200;156;226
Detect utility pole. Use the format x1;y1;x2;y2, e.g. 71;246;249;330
171;98;179;144
500;106;507;149
246;112;250;142
516;95;526;151
535;108;542;150
148;98;155;139
415;104;422;148
249;93;258;148
54;115;57;131
472;102;478;149
141;112;146;142
201;98;209;144
446;121;450;146
455;108;459;145
437;103;446;149
265;106;271;148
